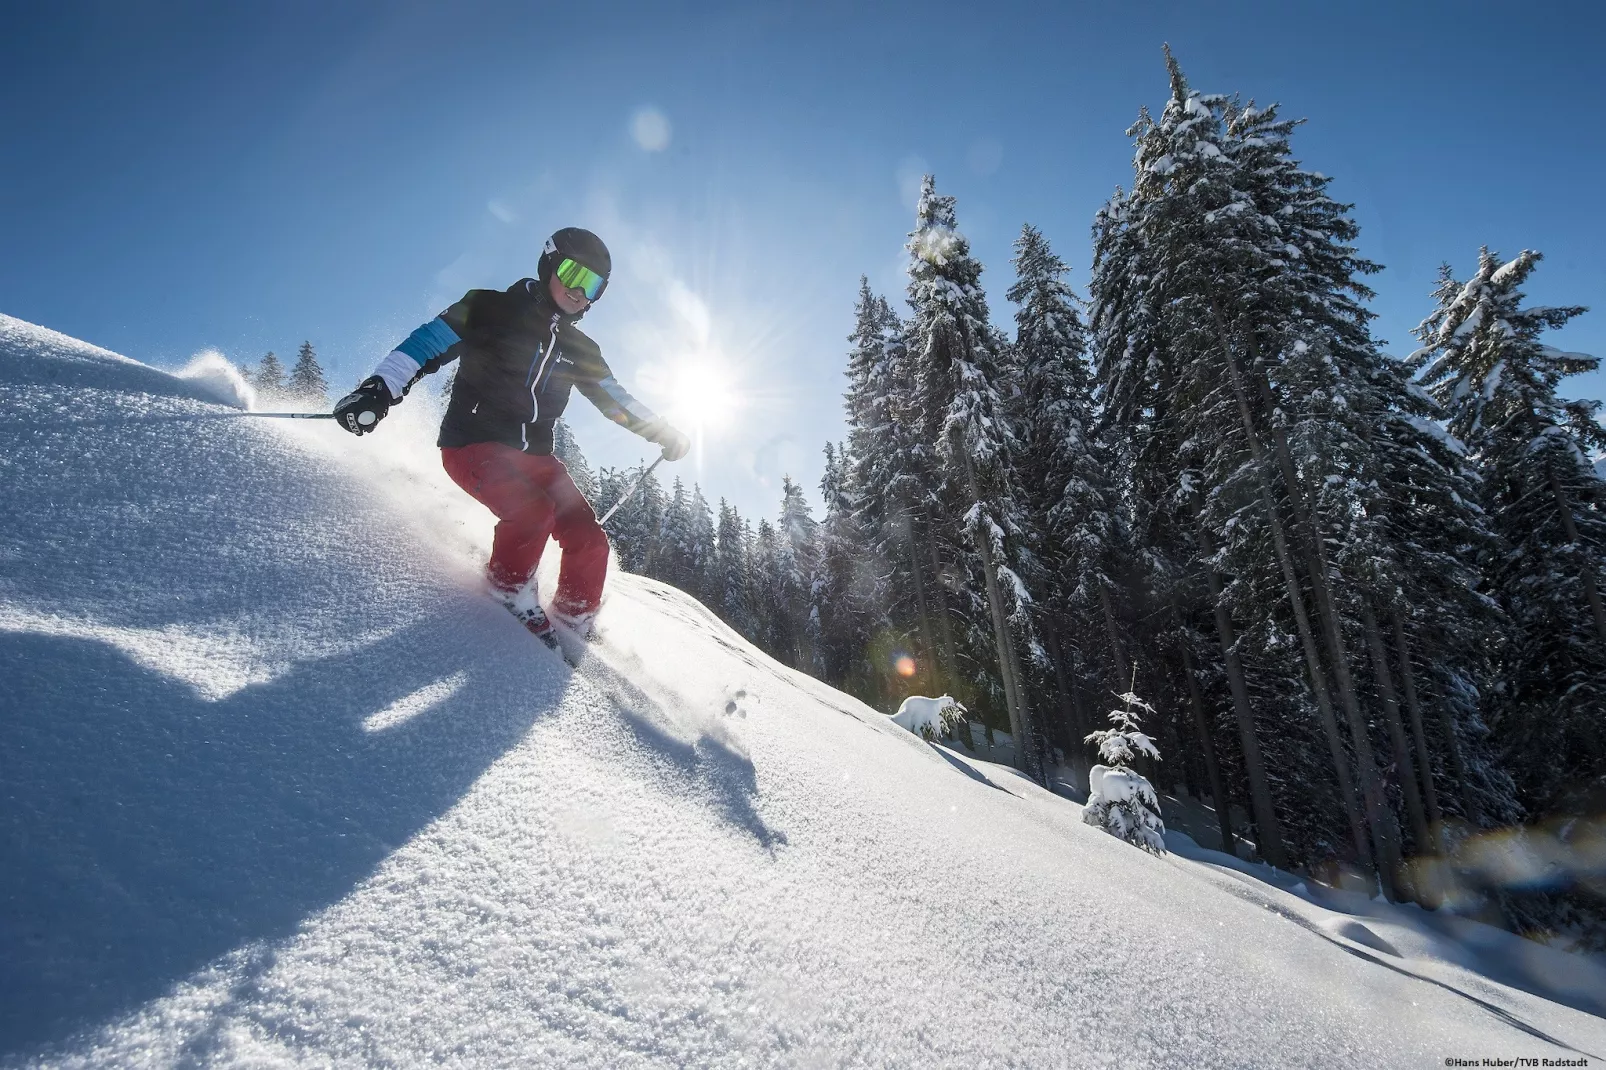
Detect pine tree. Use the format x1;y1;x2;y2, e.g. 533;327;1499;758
1415;248;1605;817
594;468;628;561
1091;50;1356;874
254;352;285;397
904;174;1045;780
844;278;935;692
814;442;881;692
637;468;669;577
657;477;693;592
1209;85;1437;876
749;519;792;659
1285;332;1516;837
1005;223;1132;756
288;341;328;404
1085;49;1530;893
713;499;757;638
777;475;819;668
1213;84;1529;876
551;418;599;502
599;463;666;574
683;485;718;606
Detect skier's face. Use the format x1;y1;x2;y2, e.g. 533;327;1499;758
548;272;592;315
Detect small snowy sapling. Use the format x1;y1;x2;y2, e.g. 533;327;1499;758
1083;687;1167;854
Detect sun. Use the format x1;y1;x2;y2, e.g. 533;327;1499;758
667;361;738;435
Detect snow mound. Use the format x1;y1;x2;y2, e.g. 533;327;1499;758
3;313;1604;1068
889;693;965;740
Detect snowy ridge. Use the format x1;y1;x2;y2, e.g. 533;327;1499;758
2;312;1604;1068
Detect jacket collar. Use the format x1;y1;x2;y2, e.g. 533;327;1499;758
513;278;585;324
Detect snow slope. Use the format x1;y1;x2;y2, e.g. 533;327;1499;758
2;313;1604;1068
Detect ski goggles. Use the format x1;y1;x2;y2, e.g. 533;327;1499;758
554;257;608;301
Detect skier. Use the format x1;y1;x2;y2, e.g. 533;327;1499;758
332;227;690;645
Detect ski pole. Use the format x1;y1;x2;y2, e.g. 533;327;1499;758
598;455;665;527
224;411;337;419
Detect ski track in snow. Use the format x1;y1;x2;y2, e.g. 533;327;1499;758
2;312;1605;1068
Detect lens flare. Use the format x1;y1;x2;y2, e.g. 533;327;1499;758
894;654;917;678
631;107;671;152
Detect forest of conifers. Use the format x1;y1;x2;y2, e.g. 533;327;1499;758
560;51;1604;945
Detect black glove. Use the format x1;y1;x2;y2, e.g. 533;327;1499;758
656;426;691;462
333;376;392;435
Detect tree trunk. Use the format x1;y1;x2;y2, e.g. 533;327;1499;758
1041;619;1083;746
1065;636;1093;762
977;527;1032;774
1389;608;1446;840
1180;639;1238;859
1393;608;1477;825
1153;676;1185;796
960;448;1038;780
1207;302;1376;875
1194;512;1288;869
1548;465;1606;651
1098;584;1130;693
1219;307;1399;895
904;513;939;688
928;533;962;679
1361;600;1431;855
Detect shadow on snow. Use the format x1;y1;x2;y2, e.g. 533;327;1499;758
0;610;565;1057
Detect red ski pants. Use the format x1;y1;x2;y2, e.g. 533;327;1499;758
441;442;609;617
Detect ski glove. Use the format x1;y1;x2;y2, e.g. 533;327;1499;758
656;426;691;462
334;376;392;436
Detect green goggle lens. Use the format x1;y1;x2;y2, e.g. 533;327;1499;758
554;258;607;301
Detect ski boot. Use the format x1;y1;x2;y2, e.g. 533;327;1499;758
491;580;560;650
548;605;600;644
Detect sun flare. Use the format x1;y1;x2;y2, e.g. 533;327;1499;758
666;361;738;434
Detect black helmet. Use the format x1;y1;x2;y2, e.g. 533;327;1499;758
537;227;611;286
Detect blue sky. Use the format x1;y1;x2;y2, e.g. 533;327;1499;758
2;0;1602;522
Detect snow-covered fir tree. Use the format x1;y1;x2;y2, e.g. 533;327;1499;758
551;418;598;502
713;499;757;638
682;485;718;607
1080;49;1532;897
252;351;285;397
600;462;668;576
843;277;937;699
1082;688;1167;854
1415;248;1605;818
1210;84;1498;875
1282;331;1518;841
1090;54;1301;871
656;477;693;594
776;475;819;669
903;174;1046;780
287;341;327;404
748;519;793;661
812;442;880;691
1004;223;1132;752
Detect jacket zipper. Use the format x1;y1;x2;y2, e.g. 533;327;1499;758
522;312;562;451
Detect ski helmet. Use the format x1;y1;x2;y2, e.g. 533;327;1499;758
538;227;611;291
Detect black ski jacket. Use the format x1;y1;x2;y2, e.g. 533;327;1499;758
377;279;668;456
